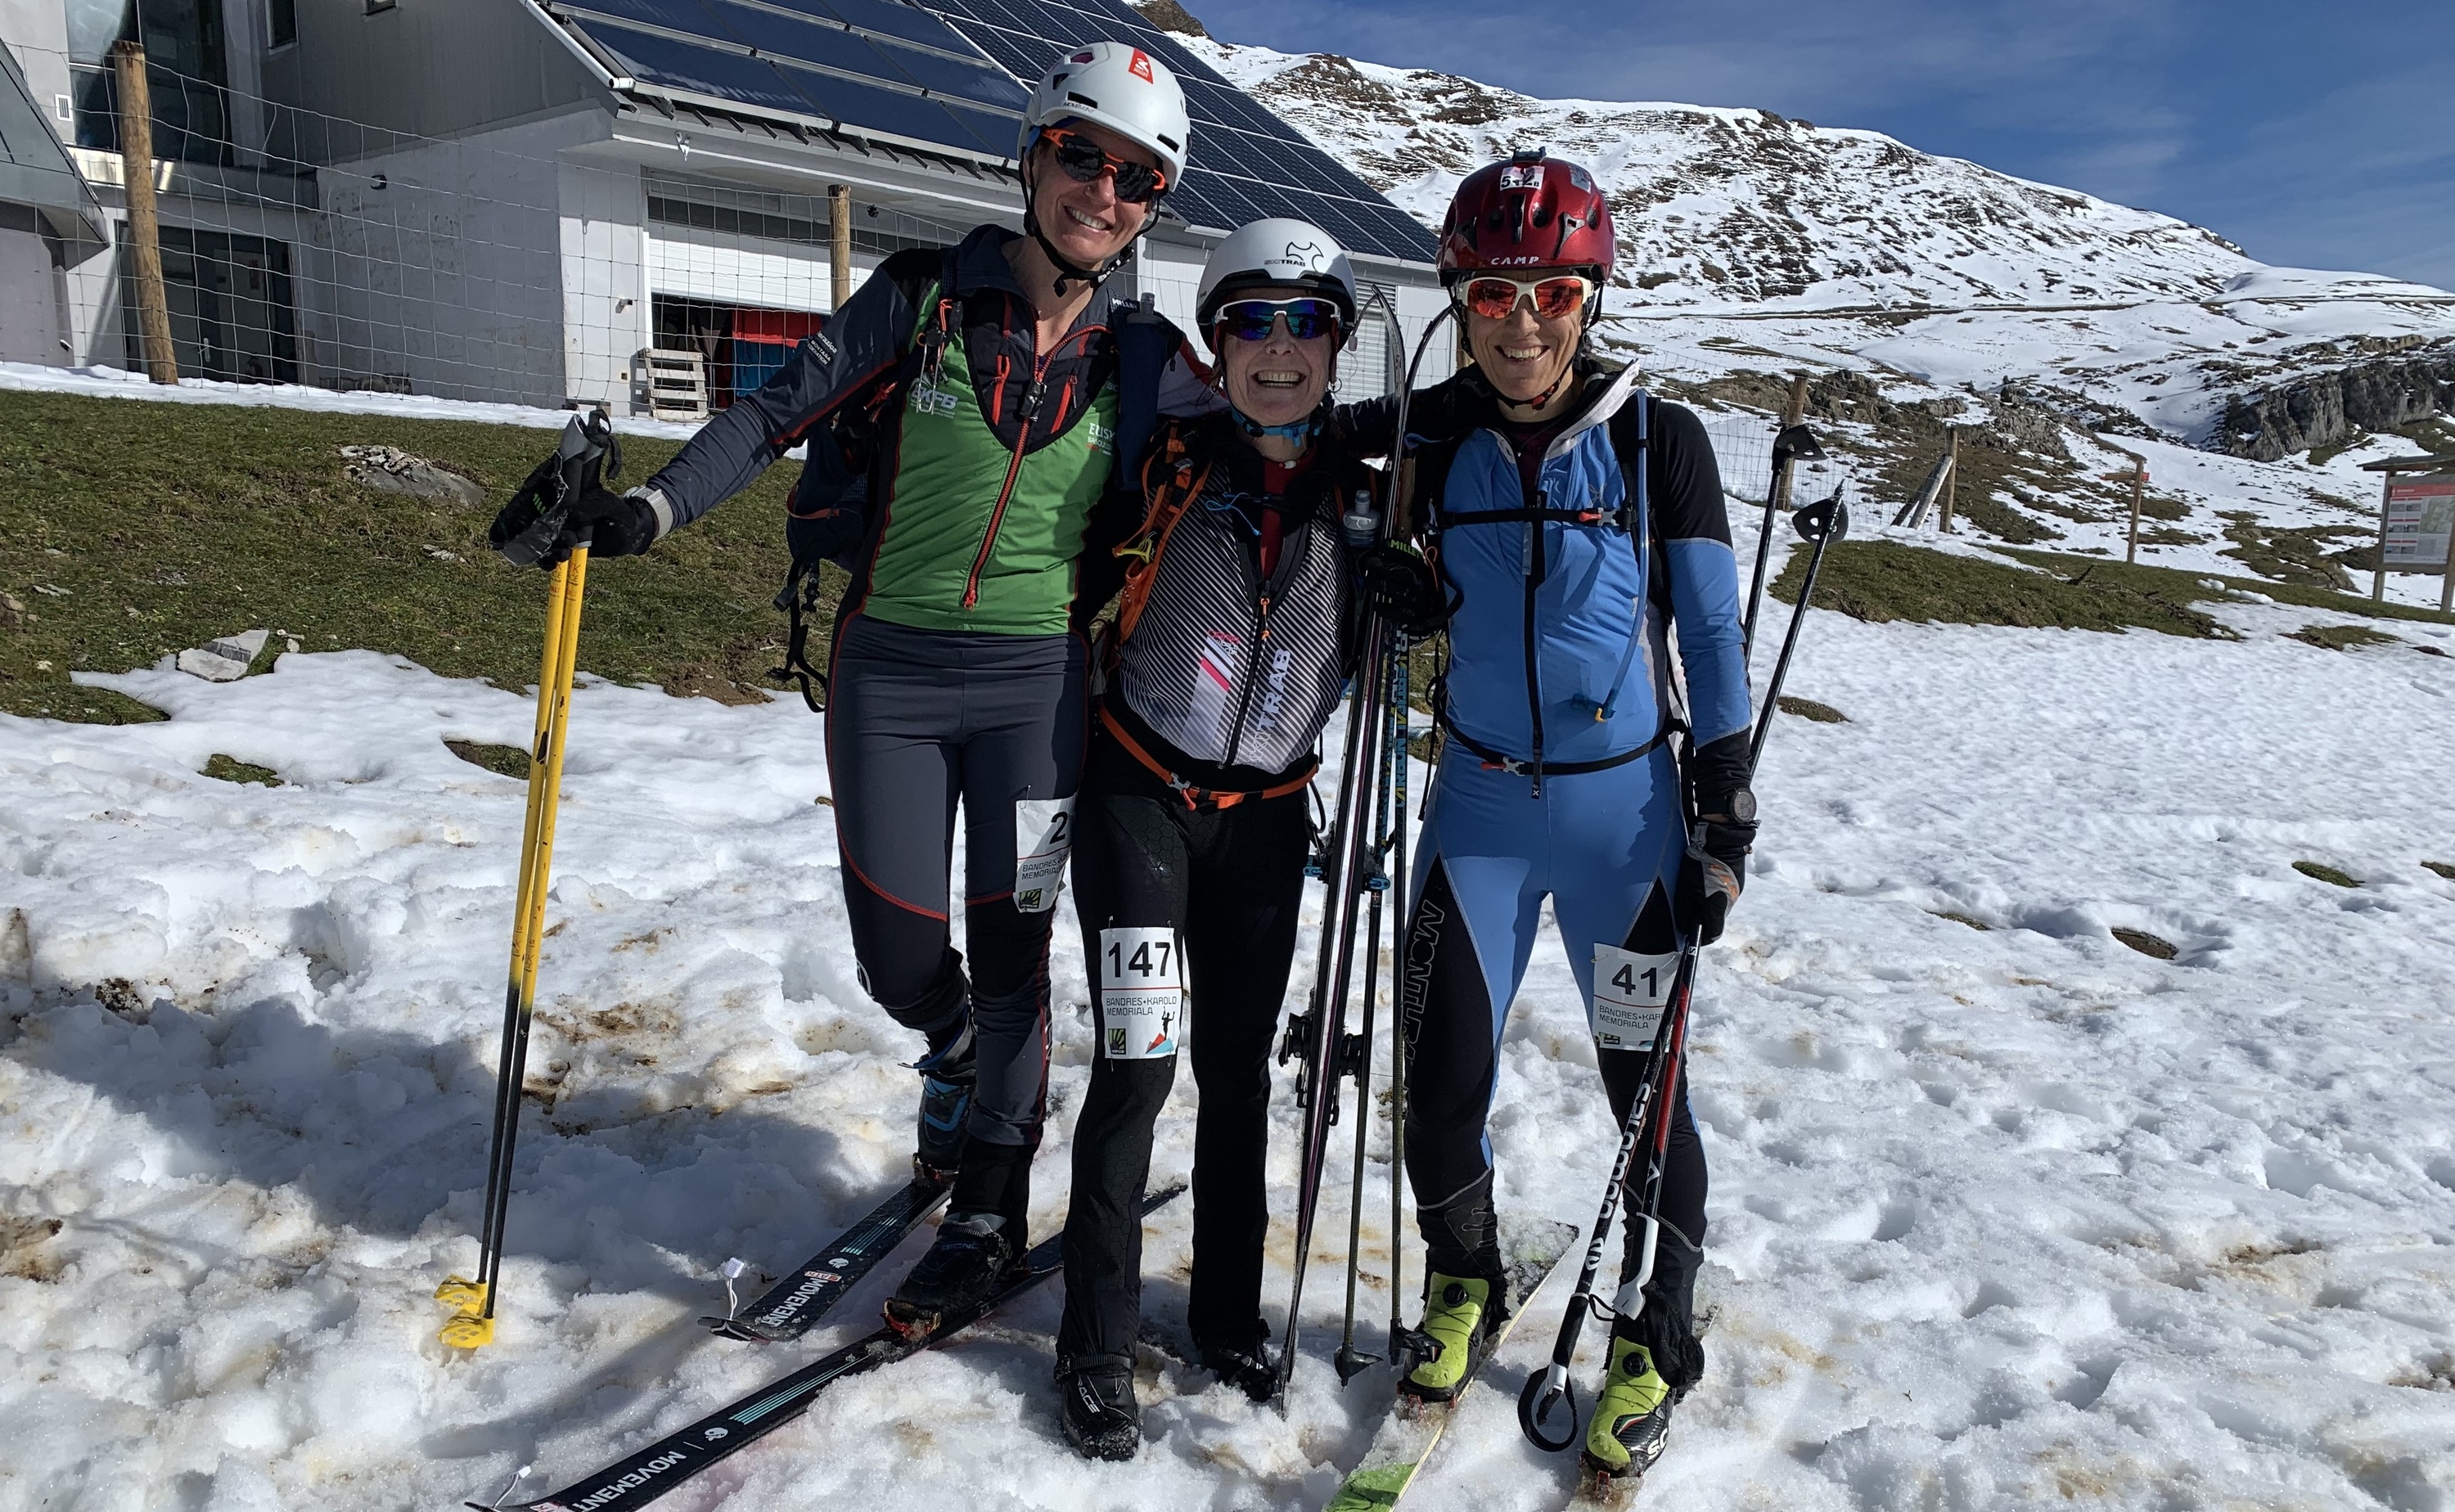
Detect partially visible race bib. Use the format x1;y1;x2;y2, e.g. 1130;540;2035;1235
1098;926;1182;1060
1591;943;1678;1050
1014;797;1075;914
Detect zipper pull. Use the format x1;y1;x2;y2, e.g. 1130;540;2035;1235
1257;592;1272;641
1018;376;1047;425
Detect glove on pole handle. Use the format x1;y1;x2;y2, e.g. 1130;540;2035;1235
441;530;592;1348
1517;947;1699;1449
1750;488;1848;774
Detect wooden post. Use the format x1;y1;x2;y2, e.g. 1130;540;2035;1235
828;184;852;313
112;41;178;385
2372;470;2393;601
2440;495;2455;614
1772;372;1808;512
1939;425;1960;533
2125;459;2145;564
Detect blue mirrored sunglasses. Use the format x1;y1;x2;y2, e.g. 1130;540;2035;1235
1214;298;1342;344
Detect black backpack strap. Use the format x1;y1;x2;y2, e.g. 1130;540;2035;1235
1113;297;1174;487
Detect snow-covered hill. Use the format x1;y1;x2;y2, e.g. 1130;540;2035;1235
1146;5;2455;457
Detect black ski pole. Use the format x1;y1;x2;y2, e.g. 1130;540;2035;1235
1516;945;1696;1450
1519;484;1849;1447
1741;422;1824;664
1334;640;1403;1382
1275;606;1390;1404
1750;487;1848;773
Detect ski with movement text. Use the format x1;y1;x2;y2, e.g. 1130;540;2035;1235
701;1175;950;1342
1322;1220;1579;1511
485;1186;1185;1512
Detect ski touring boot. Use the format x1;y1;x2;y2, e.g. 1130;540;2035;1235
1056;1357;1141;1461
1398;1271;1503;1406
1579;1335;1674;1503
912;1020;975;1186
1193;1325;1277;1403
883;1210;1014;1338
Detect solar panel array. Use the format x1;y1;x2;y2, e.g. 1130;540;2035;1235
547;0;1435;264
549;0;1032;159
917;0;1435;263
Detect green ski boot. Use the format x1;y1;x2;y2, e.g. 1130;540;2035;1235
1399;1272;1494;1402
1579;1336;1674;1499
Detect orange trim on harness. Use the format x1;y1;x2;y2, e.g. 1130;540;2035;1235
1100;704;1317;812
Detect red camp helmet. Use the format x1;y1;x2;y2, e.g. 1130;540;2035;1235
1438;148;1615;277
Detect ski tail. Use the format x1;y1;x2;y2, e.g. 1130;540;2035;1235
704;1176;950;1342
489;1185;1187;1512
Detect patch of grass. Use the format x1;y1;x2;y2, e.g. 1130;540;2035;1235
202;752;280;785
1777;695;1848;722
2422;861;2455;880
0;684;168;724
2217;512;2361;591
2111;927;2177;960
2286;623;2399;651
446;739;531;780
0;390;813;722
1997;548;2455;629
2292;861;2361;889
1934;911;1989;930
2306;431;2372;468
1772;540;2228;638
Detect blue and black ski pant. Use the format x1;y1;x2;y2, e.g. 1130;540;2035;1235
1402;744;1709;1382
1056;735;1313;1374
826;613;1087;1197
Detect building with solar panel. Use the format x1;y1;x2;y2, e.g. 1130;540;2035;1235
5;0;1449;411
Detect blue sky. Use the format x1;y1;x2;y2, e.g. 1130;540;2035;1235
1201;0;2455;291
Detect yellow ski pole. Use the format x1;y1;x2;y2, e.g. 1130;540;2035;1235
440;538;591;1348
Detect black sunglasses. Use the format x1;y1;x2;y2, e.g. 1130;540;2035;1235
1042;126;1168;205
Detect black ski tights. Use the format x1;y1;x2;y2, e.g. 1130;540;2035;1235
1056;739;1311;1371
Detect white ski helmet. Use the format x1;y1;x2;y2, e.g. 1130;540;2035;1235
1196;218;1360;335
1019;41;1189;189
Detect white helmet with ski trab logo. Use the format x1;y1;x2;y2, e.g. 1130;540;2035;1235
1196;218;1359;335
1020;41;1189;187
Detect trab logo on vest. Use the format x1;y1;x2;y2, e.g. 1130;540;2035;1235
908;376;960;417
1083;417;1115;454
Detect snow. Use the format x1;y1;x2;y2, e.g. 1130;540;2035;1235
5;580;2453;1507
0;362;706;442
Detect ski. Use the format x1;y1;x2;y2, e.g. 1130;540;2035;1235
700;1175;949;1343
1321;1219;1579;1511
486;1185;1184;1512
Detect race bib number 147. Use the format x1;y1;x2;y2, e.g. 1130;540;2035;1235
1099;926;1182;1060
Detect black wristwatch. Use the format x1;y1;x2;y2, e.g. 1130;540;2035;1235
1703;789;1756;826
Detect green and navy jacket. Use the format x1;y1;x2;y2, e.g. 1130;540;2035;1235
641;224;1214;637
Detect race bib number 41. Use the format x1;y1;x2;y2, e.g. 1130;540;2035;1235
1591;943;1678;1050
1099;926;1182;1060
1014;797;1075;914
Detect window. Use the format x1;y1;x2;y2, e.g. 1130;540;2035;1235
268;0;295;47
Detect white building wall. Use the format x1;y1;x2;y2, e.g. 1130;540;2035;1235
300;113;593;403
559;157;646;411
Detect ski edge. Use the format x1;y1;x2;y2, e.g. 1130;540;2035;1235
490;1184;1188;1512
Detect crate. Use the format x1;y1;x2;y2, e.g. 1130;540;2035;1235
638;348;709;422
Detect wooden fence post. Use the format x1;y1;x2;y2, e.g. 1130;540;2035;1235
112;40;178;385
2127;458;2145;564
1939;425;1959;533
1773;371;1808;511
828;184;852;313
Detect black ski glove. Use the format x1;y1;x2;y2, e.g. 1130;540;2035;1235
489;424;660;569
1678;733;1757;947
1355;542;1447;638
